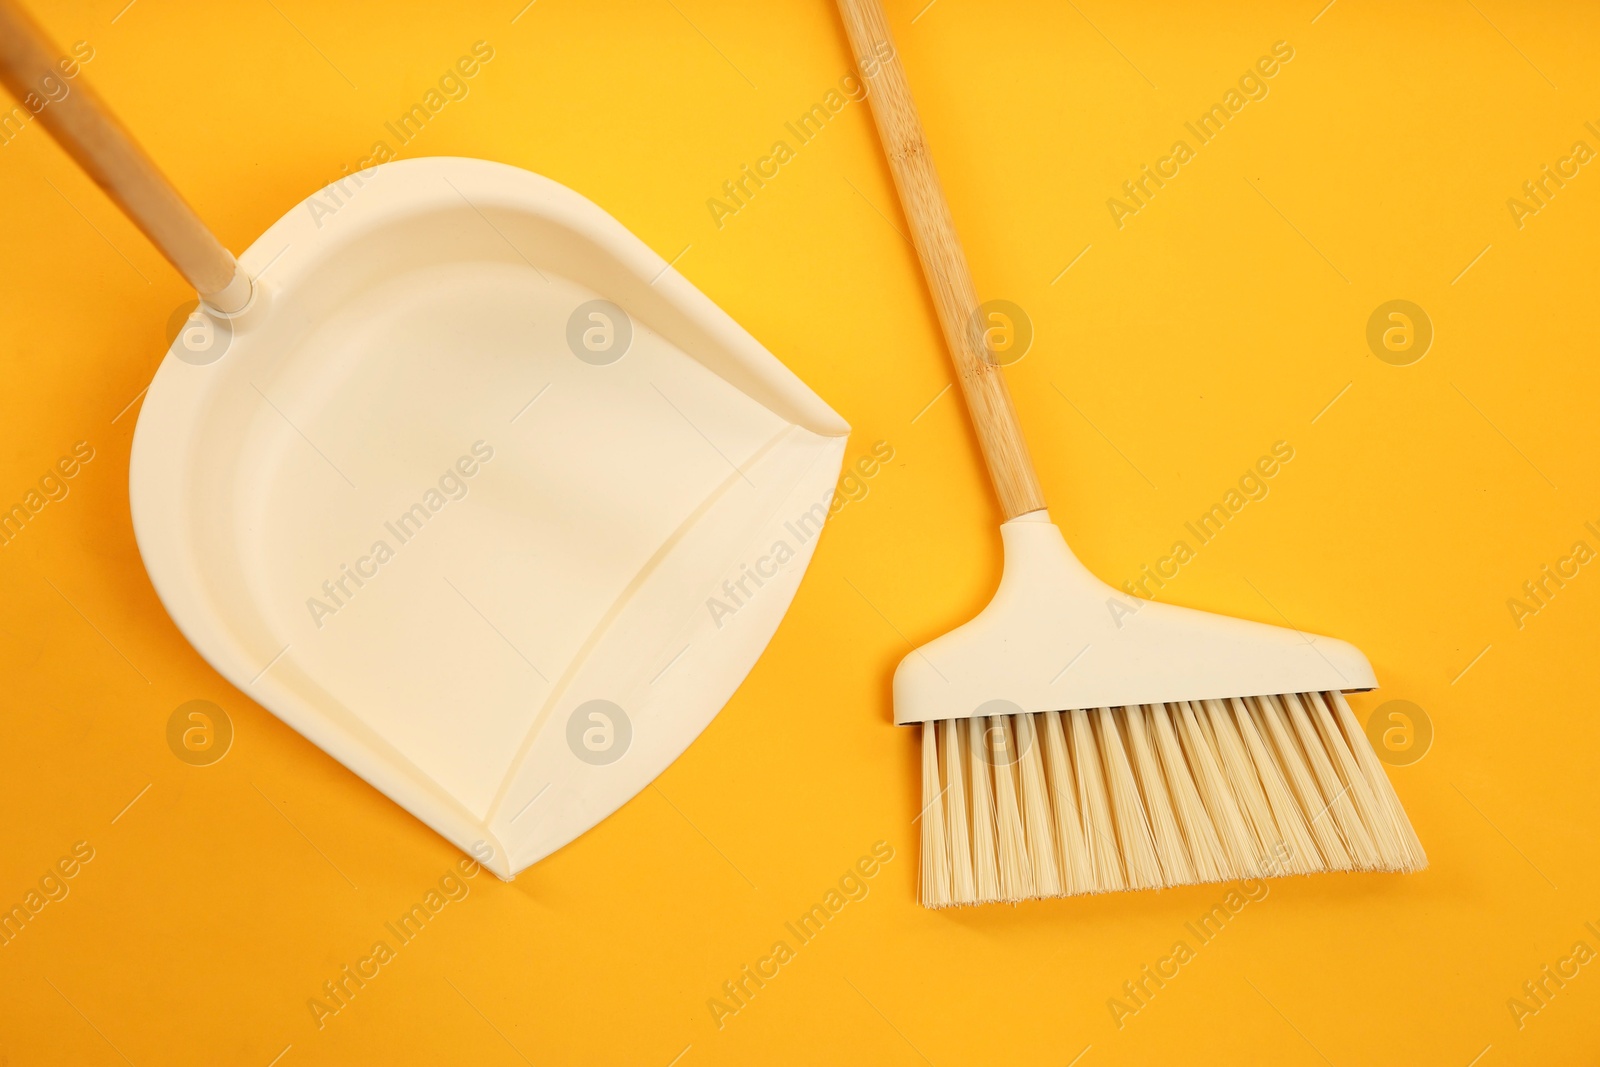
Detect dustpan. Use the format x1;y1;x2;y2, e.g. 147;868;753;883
2;4;848;879
134;157;849;878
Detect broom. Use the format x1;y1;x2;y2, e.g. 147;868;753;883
835;0;1427;907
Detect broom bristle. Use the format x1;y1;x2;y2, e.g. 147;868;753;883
966;716;1001;902
917;692;1426;908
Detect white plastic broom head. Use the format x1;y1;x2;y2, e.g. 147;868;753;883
896;511;1375;720
903;511;1427;908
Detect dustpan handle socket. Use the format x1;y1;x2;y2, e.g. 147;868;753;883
836;0;1045;520
0;0;252;313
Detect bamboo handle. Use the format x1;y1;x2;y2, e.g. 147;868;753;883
0;0;250;311
836;0;1044;519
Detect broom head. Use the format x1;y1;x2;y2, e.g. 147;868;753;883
902;512;1426;907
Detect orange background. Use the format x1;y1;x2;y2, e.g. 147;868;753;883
2;1;1598;1064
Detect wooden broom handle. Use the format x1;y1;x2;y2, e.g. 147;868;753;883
0;0;250;311
836;0;1044;519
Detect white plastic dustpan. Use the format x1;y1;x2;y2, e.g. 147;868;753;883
1;5;847;878
134;157;848;877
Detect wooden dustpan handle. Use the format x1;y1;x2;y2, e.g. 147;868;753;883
0;0;251;312
836;0;1045;519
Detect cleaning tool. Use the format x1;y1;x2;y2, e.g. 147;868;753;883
2;0;848;878
834;0;1426;907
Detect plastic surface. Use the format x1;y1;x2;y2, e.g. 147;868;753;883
893;511;1377;724
130;157;848;878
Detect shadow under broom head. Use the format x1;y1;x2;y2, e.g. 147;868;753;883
834;0;1426;907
